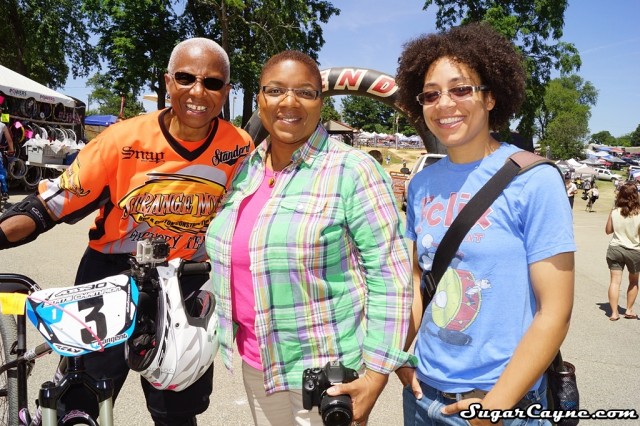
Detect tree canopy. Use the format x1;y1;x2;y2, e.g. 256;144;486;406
590;131;617;147
81;0;339;121
536;75;596;159
630;124;640;147
340;96;395;134
321;97;341;123
0;0;96;88
85;74;145;118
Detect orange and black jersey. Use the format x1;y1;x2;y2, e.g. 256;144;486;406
38;109;253;261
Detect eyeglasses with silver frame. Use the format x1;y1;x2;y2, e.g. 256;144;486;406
416;85;489;105
261;86;320;101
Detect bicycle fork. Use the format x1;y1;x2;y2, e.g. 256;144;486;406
34;356;114;426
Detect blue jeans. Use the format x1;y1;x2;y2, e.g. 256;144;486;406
403;380;551;426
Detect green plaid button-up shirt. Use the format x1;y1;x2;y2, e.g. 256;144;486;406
206;125;413;394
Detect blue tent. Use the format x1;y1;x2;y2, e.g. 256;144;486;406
85;115;117;126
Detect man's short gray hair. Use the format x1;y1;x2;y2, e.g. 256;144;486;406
167;38;230;83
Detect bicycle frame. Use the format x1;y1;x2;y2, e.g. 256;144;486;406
0;238;212;425
0;274;115;426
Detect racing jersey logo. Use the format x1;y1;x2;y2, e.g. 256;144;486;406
59;160;91;197
212;145;251;166
119;172;225;234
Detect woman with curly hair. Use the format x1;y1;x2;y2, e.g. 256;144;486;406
395;23;576;425
605;181;640;321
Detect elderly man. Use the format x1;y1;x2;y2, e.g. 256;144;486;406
0;38;253;425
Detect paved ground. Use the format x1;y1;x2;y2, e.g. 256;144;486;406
2;179;640;424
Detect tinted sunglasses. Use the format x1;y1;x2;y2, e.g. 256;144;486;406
416;85;489;105
170;72;226;91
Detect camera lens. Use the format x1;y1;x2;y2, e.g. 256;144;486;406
320;394;352;426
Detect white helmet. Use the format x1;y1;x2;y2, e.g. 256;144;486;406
125;258;218;391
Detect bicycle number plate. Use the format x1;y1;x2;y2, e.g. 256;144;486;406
25;275;139;356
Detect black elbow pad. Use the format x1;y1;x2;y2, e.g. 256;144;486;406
0;195;57;249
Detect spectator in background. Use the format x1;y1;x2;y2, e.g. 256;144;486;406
605;181;640;321
369;149;384;165
0;120;15;200
587;183;599;212
565;173;578;209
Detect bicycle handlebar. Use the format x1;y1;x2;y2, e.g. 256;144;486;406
179;261;211;276
0;274;42;294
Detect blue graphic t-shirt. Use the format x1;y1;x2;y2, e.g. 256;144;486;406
405;143;576;393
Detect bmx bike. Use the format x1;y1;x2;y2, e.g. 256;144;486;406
0;239;211;425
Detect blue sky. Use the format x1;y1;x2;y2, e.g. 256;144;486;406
64;0;640;138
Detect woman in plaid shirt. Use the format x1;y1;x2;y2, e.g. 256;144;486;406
206;50;414;426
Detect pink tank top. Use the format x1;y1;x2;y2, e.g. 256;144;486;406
230;168;274;369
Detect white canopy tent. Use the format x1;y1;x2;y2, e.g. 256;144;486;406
0;65;75;108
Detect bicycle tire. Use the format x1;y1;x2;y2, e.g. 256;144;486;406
64;129;77;143
7;158;27;180
22;165;42;191
39;103;53;121
20;98;37;119
0;314;19;426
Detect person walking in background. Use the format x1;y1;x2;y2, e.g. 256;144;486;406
605;181;640;321
586;183;599;212
395;23;575;425
205;50;413;426
565;173;578;209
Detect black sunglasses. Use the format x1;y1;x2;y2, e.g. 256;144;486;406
170;72;226;91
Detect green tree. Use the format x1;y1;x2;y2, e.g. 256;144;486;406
535;75;597;140
0;0;96;88
630;124;640;147
340;96;394;133
617;134;631;148
229;1;340;125
81;0;181;110
590;131;617;146
397;114;417;136
423;0;581;139
83;0;339;122
542;113;588;159
86;74;146;118
321;97;341;123
536;75;594;159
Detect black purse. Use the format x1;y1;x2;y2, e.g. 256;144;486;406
420;152;579;422
546;352;580;425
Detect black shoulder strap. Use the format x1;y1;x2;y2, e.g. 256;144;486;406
429;151;556;288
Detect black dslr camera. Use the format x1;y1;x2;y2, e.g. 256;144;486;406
302;361;359;426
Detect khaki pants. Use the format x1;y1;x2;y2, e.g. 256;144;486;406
242;361;325;426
